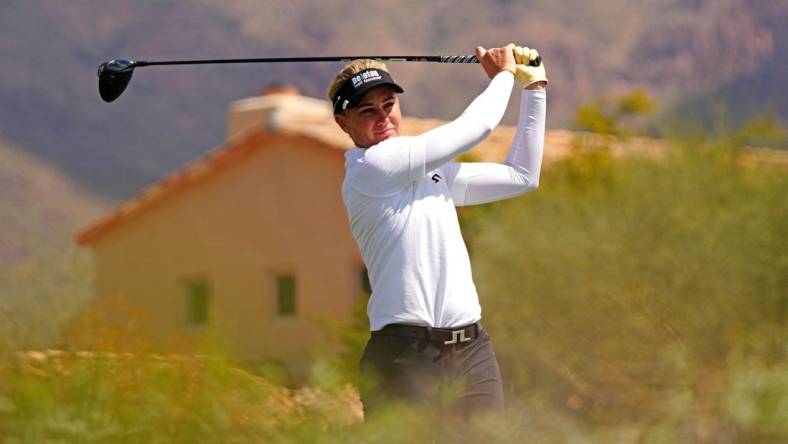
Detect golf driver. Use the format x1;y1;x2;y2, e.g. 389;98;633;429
97;54;542;103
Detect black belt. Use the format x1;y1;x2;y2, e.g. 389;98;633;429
372;322;481;345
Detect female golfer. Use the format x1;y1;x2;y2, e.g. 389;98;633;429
328;44;547;418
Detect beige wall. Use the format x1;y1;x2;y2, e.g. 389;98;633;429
91;134;363;377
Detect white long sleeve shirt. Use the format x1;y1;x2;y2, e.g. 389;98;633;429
342;72;546;330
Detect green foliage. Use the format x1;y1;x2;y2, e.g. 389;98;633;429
3;113;788;441
574;89;656;137
467;129;788;441
0;350;360;443
723;354;788;441
666;104;788;151
310;292;370;391
731;113;788;149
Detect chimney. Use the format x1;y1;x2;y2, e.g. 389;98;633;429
226;82;332;142
260;83;301;96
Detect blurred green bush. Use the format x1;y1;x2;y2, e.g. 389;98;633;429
465;117;787;442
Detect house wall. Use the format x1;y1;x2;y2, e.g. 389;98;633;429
91;135;363;377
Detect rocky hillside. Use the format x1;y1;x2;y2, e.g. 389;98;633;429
0;138;108;348
0;0;785;200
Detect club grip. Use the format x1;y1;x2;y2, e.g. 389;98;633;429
440;54;542;67
439;55;479;63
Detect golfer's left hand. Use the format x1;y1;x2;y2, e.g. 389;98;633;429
512;45;547;89
476;44;517;79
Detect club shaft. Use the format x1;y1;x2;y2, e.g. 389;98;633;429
134;55;481;67
97;53;542;102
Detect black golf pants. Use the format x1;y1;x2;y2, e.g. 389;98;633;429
358;324;504;419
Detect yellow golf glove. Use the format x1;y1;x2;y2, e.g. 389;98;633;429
512;45;547;88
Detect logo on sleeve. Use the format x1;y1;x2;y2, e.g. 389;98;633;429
431;173;442;183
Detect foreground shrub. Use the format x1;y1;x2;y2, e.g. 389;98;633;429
467;135;787;442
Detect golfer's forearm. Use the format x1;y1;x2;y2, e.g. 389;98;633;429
447;89;546;206
504;89;546;183
419;71;514;173
444;162;529;205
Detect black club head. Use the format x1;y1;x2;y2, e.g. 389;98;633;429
97;59;135;103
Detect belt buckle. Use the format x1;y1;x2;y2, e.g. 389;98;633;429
443;328;472;345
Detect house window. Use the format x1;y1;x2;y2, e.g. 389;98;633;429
276;274;297;317
184;279;211;325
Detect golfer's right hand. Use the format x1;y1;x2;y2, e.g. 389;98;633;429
512;45;547;89
476;44;516;79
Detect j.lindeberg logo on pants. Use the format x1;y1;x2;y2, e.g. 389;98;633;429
432;173;442;183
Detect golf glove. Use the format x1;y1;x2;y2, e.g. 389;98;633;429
512;45;547;88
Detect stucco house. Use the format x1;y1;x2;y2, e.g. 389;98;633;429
75;86;577;378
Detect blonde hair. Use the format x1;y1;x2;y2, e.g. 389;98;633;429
326;59;389;108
